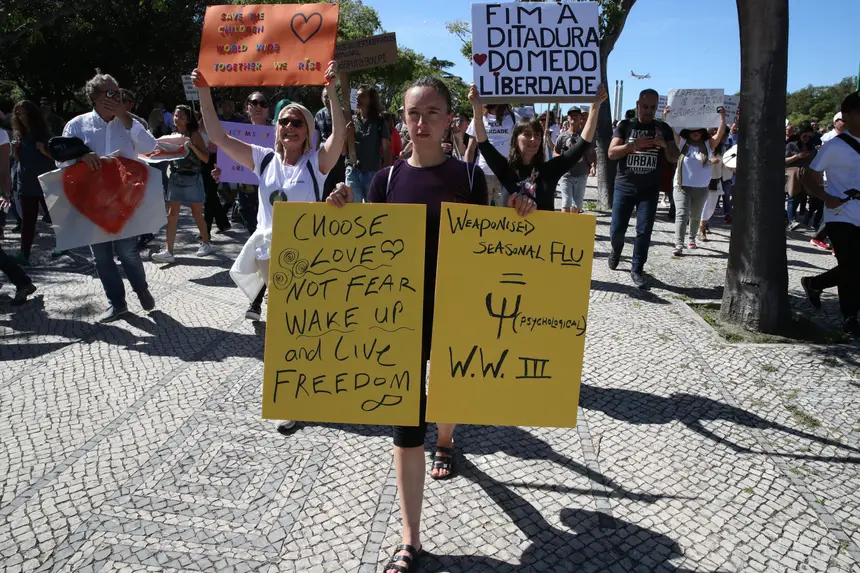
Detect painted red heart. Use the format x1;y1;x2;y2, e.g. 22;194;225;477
493;71;500;77
473;53;488;67
63;157;149;234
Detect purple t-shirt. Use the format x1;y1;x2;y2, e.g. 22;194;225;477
369;157;488;345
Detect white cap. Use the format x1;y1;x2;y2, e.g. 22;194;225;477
834;112;843;123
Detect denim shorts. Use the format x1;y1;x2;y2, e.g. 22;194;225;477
345;166;377;203
558;174;588;210
167;172;205;204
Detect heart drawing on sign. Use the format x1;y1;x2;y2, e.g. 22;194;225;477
473;53;488;66
290;12;323;44
493;71;500;77
62;157;149;234
380;239;405;260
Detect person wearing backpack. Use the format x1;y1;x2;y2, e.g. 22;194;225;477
800;91;860;336
327;76;535;573
191;63;345;433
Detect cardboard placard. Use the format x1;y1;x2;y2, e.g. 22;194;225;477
198;4;339;87
262;203;427;426
723;95;740;123
666;89;725;130
39;159;167;252
514;105;536;118
471;2;601;104
334;33;398;73
216;122;274;185
426;203;595;428
655;95;668;119
181;75;199;101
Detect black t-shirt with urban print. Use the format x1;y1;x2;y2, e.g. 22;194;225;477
613;119;675;189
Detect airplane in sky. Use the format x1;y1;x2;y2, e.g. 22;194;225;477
631;70;651;79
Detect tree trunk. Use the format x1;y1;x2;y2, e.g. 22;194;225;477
594;0;637;212
720;0;791;333
595;49;616;211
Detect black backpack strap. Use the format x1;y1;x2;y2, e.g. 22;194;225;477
837;133;860;156
306;160;321;202
260;151;276;176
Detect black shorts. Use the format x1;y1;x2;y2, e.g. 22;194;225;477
392;349;429;448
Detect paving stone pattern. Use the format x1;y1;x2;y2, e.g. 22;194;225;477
1;183;858;573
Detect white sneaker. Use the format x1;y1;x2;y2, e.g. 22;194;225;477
276;420;296;434
151;250;175;264
196;243;212;257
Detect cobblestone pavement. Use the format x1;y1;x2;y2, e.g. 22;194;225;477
1;182;859;573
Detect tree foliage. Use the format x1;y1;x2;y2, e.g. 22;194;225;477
0;0;466;119
786;76;857;126
1;0;208;115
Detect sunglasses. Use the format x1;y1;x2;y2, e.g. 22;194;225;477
249;99;268;108
278;118;305;128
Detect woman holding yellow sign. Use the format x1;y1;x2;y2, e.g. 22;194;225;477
191;61;346;435
327;76;535;573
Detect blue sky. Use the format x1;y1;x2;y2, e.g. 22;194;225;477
372;0;859;115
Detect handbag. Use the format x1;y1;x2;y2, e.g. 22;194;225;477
47;136;91;162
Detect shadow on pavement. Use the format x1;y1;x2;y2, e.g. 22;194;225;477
580;384;860;463
590;279;671;304
410;456;725;573
0;303;263;362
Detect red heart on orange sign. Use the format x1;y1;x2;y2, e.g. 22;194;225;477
62;157;149;235
473;53;488;66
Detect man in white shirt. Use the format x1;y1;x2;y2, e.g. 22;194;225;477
800;92;860;336
820;112;845;143
62;71;158;323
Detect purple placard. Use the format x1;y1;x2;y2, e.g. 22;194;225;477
216;122;275;185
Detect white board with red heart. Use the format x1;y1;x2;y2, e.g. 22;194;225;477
39;158;168;252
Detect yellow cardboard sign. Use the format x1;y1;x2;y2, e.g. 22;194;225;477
426;203;595;428
262;203;426;426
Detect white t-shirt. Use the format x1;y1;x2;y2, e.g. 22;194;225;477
809;134;860;227
467;112;517;175
0;129;9;146
545;124;561;157
251;145;328;231
820;129;839;143
679;137;713;188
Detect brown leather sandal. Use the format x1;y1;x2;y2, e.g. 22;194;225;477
430;445;456;480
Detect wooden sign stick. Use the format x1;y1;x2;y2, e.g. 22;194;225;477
339;71;358;166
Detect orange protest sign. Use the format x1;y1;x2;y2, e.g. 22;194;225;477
198;4;339;87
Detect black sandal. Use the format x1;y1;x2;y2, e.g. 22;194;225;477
381;544;425;573
430;445;456;480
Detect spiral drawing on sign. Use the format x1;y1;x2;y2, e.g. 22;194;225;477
279;248;299;269
293;259;309;277
271;270;293;290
